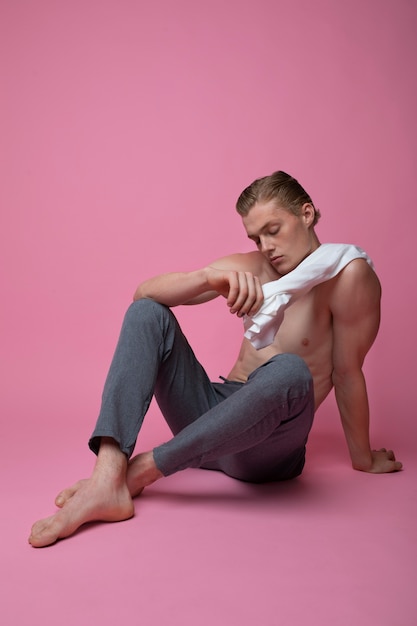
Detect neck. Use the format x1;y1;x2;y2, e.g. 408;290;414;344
304;232;321;260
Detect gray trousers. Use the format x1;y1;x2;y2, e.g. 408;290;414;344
89;299;315;483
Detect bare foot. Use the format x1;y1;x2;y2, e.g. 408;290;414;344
54;450;163;507
29;445;162;547
127;451;163;498
29;476;134;548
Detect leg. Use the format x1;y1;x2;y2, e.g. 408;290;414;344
151;353;315;482
89;299;220;457
30;300;217;546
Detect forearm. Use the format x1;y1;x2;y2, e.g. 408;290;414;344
133;268;216;306
133;259;264;316
333;370;373;470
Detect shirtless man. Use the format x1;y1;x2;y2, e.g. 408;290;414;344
29;171;402;547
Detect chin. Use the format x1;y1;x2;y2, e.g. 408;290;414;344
276;261;296;275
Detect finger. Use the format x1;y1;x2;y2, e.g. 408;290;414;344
239;272;260;316
226;272;241;308
230;272;256;316
238;273;263;316
247;276;264;315
228;272;248;313
234;273;255;316
393;460;403;471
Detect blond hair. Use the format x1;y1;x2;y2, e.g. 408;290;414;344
236;170;321;226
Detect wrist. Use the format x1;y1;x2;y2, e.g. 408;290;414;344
201;266;213;288
204;266;224;294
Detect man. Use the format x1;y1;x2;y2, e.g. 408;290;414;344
29;171;402;547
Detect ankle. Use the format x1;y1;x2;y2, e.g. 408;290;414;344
141;451;163;484
95;437;128;480
127;451;163;493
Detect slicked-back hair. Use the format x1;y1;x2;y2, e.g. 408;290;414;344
236;171;321;226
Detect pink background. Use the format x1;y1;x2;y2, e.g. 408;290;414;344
1;1;416;625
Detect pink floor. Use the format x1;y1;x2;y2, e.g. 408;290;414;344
2;399;415;626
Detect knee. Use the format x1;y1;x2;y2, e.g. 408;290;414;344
127;297;167;316
254;353;313;397
124;298;172;326
271;353;312;382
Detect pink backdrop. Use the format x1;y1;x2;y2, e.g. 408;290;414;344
2;0;416;448
1;1;416;624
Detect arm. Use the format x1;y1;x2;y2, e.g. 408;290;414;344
330;260;402;473
133;268;219;306
133;253;264;316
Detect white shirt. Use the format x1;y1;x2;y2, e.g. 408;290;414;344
243;243;373;349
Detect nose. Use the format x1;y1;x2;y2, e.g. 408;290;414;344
259;236;274;253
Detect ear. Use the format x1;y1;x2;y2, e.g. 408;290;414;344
301;203;315;227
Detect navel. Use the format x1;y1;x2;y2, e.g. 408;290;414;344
301;337;309;346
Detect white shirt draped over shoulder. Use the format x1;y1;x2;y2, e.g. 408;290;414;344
243;243;374;350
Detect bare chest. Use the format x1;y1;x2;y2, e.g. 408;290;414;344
228;282;335;403
273;288;330;354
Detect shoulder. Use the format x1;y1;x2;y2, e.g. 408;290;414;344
333;257;381;293
330;258;381;321
329;258;381;370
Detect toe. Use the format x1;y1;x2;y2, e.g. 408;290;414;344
55;491;69;507
29;517;60;548
55;480;86;507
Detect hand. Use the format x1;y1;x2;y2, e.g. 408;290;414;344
205;266;264;317
364;448;403;474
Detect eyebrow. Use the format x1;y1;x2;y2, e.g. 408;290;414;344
246;220;279;240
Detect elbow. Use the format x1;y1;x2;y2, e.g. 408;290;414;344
332;366;364;390
133;281;158;303
331;369;344;388
332;367;353;388
133;285;145;301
